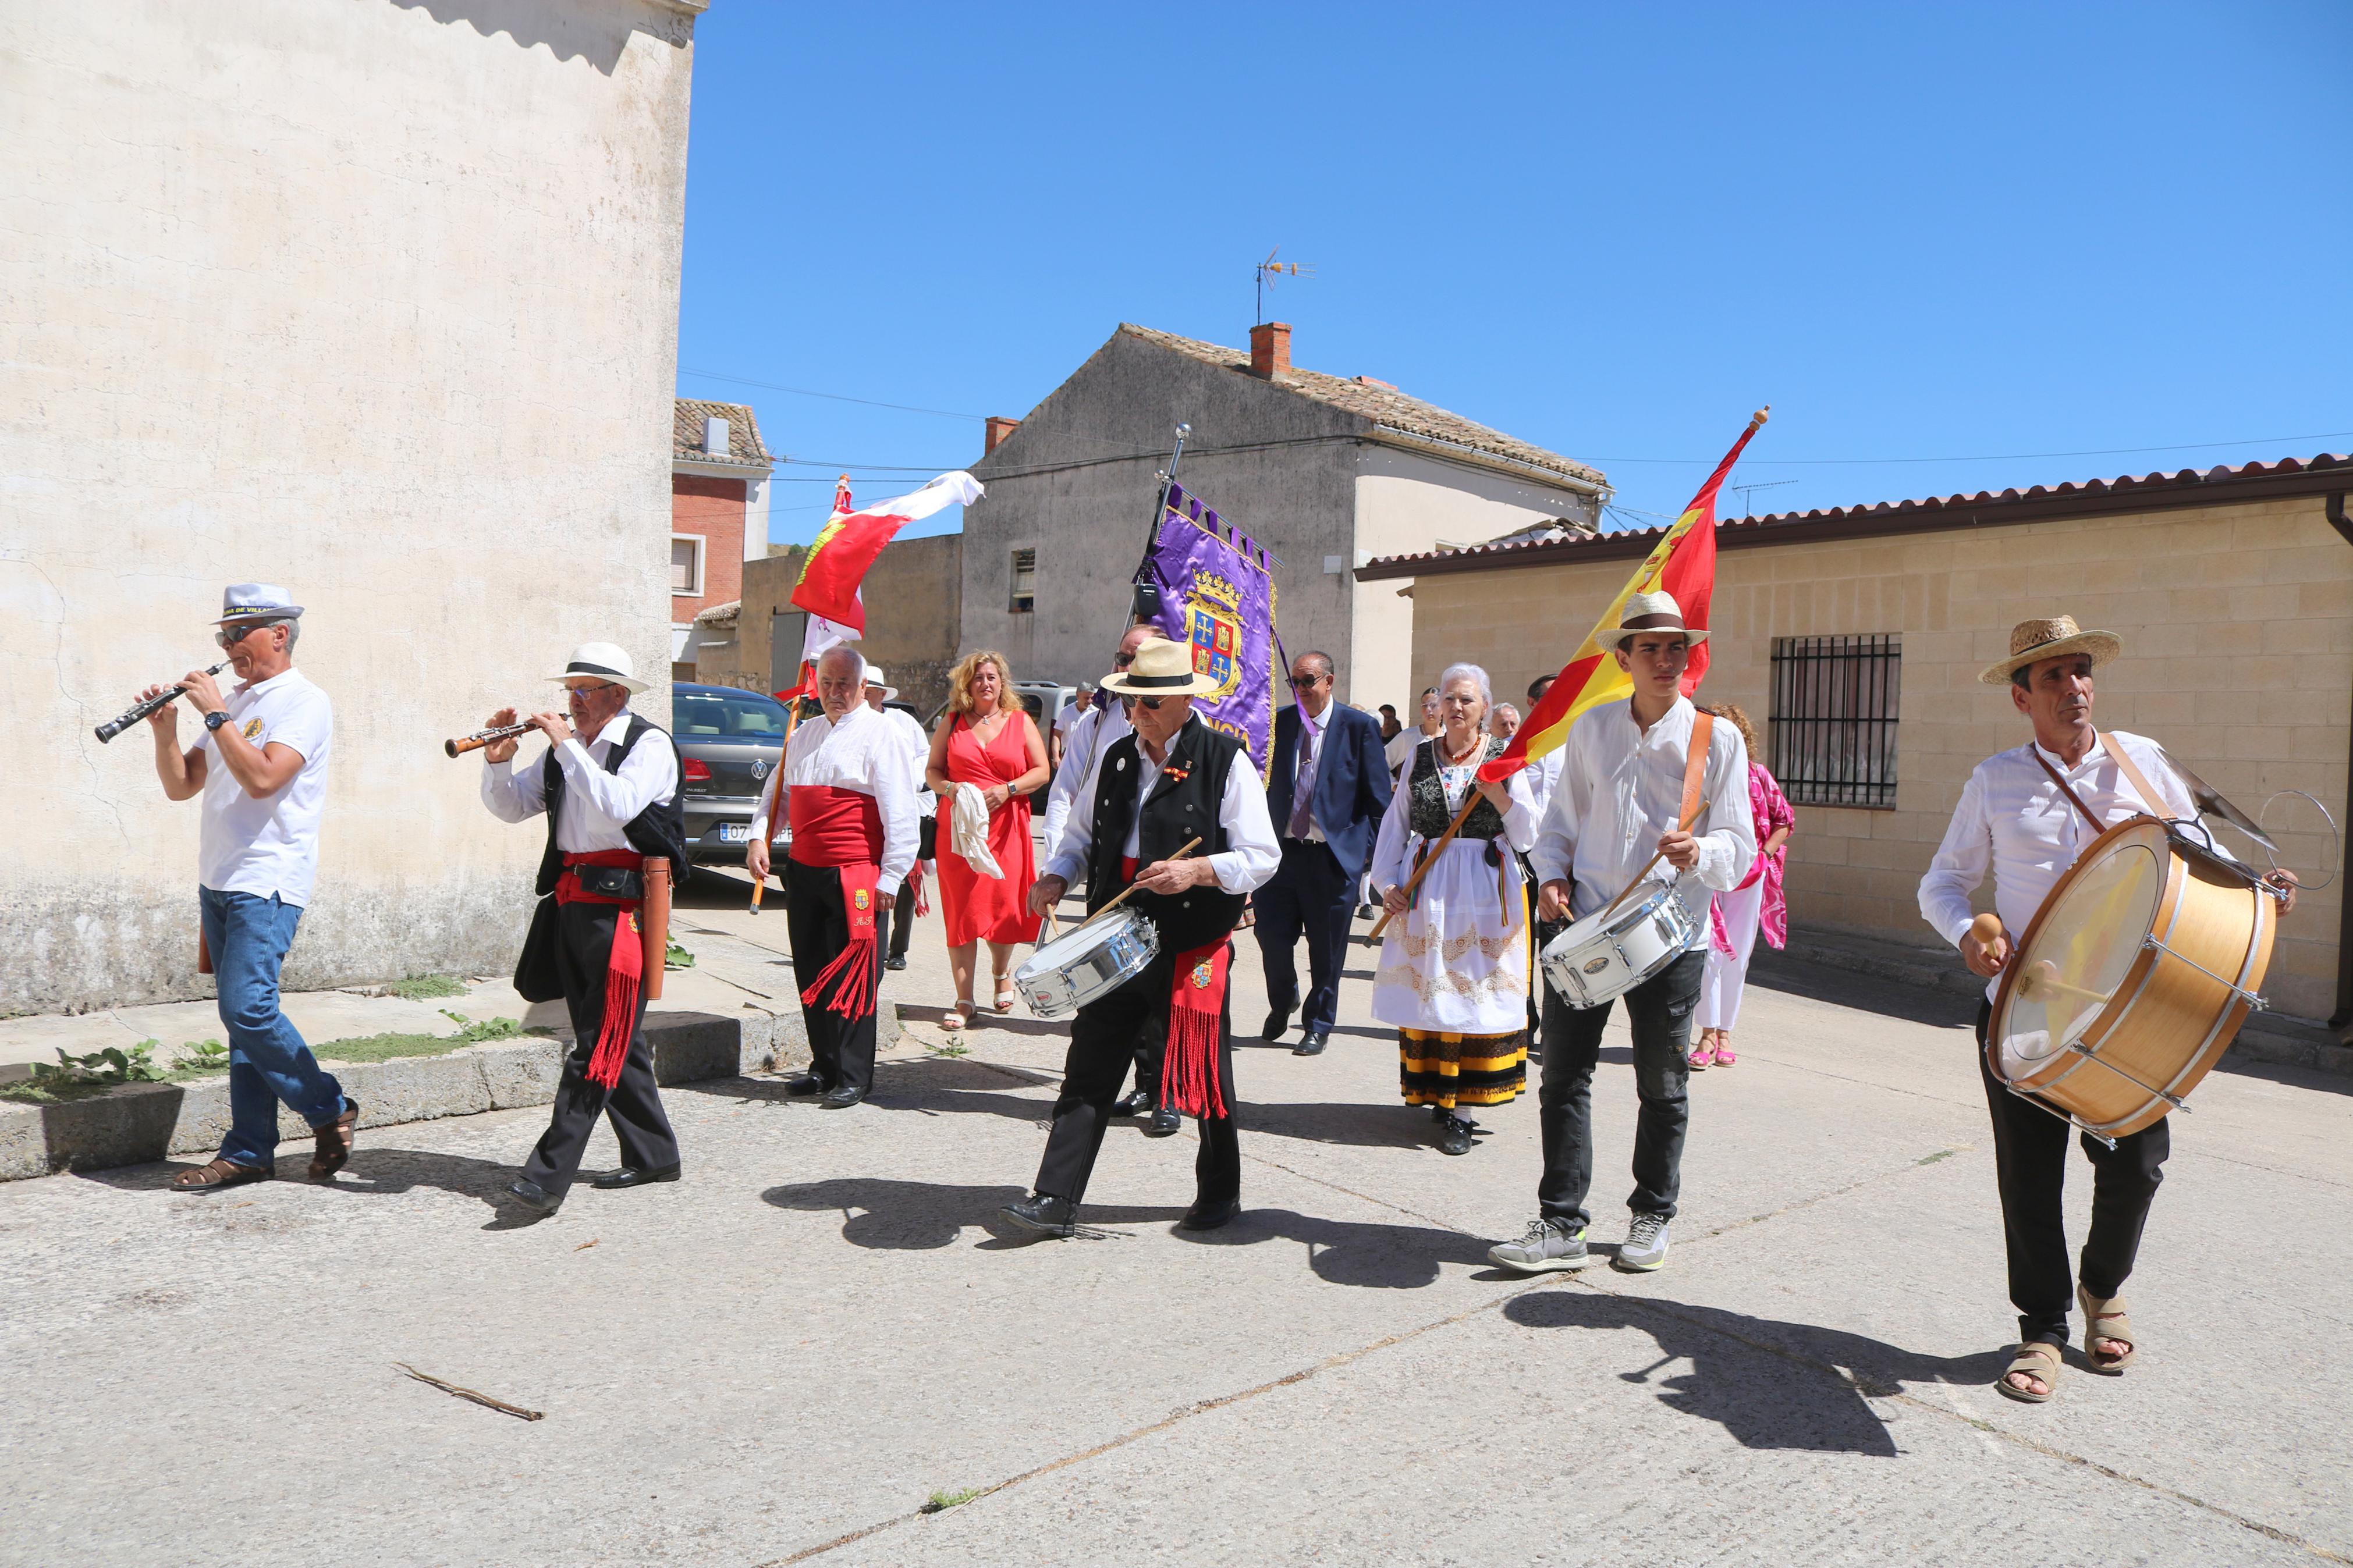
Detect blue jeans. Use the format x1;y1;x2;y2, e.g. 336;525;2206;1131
199;888;347;1168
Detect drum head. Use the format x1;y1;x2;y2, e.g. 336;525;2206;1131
1997;826;2167;1078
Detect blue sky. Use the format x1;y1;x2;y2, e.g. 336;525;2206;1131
676;3;2352;545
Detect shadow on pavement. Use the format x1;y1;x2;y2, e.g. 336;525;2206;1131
1503;1289;2008;1455
76;1146;557;1231
1748;955;1976;1030
761;1176;1184;1250
1173;1205;1501;1289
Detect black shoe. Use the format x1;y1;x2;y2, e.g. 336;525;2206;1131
1179;1197;1240;1231
591;1164;682;1190
883;955;908;972
999;1192;1076;1238
820;1086;865;1110
1356;903;1375;920
1112;1089;1154;1118
507;1177;562;1214
1292;1030;1327;1057
1144;1106;1183;1137
782;1071;826;1096
1260;1008;1292;1043
1437;1115;1474;1157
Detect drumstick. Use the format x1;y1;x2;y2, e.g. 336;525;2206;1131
1076;837;1203;931
2018;960;2109;1007
1596;796;1713;922
1969;912;2004;948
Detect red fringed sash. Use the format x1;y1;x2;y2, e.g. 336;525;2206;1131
1161;941;1230;1119
799;863;880;1019
789;784;884;867
555;849;645;1090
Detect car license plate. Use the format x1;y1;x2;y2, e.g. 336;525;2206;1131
716;823;749;844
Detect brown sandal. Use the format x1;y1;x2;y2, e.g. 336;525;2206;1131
171;1157;272;1191
2078;1284;2137;1373
1996;1340;2062;1403
308;1098;359;1181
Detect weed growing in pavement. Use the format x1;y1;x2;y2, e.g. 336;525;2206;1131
926;1040;970;1059
304;1012;527;1066
179;1037;231;1073
665;941;695;970
2;1043;166;1103
386;975;467;1000
920;1488;984;1514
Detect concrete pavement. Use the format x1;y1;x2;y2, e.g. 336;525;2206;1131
2;863;2348;1565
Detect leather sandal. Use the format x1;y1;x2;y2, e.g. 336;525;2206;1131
2078;1284;2137;1373
940;1001;974;1033
171;1157;272;1192
1997;1340;2063;1403
308;1098;359;1181
992;973;1016;1013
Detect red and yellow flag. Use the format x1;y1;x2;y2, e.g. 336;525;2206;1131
790;470;982;632
1478;408;1769;783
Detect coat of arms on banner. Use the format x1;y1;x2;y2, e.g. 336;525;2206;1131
1183;572;1245;701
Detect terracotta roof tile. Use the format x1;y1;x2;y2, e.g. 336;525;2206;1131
673;399;772;467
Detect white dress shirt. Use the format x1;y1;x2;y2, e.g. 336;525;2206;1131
481;709;680;855
1522;748;1567;824
878;706;935;820
200;667;334;906
1530;696;1758;920
1046;715;1279;895
750;704;918;887
1042;701;1133;849
1285;701;1329;843
1917;729;2208;1001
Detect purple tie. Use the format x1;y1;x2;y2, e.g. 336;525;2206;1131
1288;720;1317;839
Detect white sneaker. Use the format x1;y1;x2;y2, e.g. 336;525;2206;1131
1487;1217;1592;1274
1614;1213;1670;1272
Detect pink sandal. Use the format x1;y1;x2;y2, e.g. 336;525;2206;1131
1713;1036;1736;1067
1688;1039;1716;1070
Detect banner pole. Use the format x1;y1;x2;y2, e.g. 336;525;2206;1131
1128;422;1190;625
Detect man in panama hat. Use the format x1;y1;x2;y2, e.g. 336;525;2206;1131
1921;615;2298;1403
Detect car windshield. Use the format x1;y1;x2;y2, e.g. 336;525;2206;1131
674;690;787;741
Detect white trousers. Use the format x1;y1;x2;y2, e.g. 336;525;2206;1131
1697;879;1764;1032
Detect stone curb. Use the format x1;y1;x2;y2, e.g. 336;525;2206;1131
1757;925;2352;1079
0;1004;895;1183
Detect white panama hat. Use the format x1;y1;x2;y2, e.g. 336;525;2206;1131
1595;590;1709;653
1100;636;1220;699
546;641;649;695
862;665;899;700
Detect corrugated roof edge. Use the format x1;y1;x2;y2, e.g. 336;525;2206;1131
1357;453;2353;579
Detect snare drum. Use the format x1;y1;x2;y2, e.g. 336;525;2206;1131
1014;908;1161;1019
1539;881;1700;1010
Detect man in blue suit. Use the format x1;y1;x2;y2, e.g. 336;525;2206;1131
1255;650;1394;1056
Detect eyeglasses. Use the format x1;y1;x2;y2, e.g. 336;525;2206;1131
562;681;615;698
1113;653;1135;668
1136;696;1167;710
1290;671;1330;687
212;623;272;649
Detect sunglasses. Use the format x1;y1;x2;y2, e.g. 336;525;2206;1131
1136;696;1170;710
1113;653;1135;668
212;622;274;649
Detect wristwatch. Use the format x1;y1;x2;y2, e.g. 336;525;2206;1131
204;710;230;732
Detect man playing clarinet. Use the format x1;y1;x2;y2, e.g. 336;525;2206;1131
749;645;917;1110
480;641;687;1217
1000;636;1279;1238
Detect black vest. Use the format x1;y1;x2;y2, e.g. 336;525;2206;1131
534;713;690;896
1406;735;1511;840
1085;716;1248;955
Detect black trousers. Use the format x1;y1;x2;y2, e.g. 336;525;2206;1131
1536;948;1703;1228
1035;945;1240;1207
1254;838;1355;1034
786;861;881;1094
1975;1001;2169;1347
884;816;938;962
522;900;680;1196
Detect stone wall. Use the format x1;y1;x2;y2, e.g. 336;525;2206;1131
1401;495;2353;1021
715;534;964;715
1;0;704;1012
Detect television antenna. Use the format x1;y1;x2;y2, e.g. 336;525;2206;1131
1256;248;1315;323
1728;478;1798;518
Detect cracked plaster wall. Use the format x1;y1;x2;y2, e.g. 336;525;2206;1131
1;0;700;1012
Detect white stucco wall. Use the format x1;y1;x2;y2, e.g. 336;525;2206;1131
0;0;702;1011
1349;445;1601;713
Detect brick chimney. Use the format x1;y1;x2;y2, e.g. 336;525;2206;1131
1249;321;1291;380
984;415;1021;453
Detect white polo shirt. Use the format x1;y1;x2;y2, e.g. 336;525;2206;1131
199;667;334;907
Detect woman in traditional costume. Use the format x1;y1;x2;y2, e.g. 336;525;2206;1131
1369;663;1541;1155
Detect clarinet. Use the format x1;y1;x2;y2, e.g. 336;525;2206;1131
94;661;230;744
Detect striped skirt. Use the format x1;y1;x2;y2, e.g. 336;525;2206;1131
1399;1027;1527;1111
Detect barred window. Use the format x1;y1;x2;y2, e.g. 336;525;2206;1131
1769;634;1901;808
1010;547;1036;613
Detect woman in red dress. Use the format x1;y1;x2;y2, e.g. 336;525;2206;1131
925;650;1049;1030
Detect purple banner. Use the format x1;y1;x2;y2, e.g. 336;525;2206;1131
1147;481;1279;780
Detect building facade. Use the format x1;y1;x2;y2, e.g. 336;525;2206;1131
1362;456;2353;1026
2;0;707;1012
671;397;773;678
961;322;1607;709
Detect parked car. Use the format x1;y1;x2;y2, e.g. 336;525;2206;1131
672;682;789;866
1009;680;1073;812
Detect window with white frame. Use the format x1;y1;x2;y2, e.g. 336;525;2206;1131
671;535;704;596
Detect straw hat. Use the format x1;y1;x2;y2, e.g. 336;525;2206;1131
1595;590;1709;652
1100;636;1220;698
1977;616;2123;686
546;641;649;695
862;665;899;700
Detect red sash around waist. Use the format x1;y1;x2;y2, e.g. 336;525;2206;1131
789;785;883;868
552;849;645;1090
555;848;644;906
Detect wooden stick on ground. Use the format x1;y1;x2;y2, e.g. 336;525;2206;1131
1595;795;1713;923
1077;837;1202;931
395;1363;545;1422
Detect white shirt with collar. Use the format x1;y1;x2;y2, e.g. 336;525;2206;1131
875;705;935;819
749;703;918;887
1523;747;1567;823
200;666;335;906
1042;701;1133;849
1046;715;1279;895
481;709;680;855
1918;728;2206;1002
1286;700;1329;844
1530;695;1758;920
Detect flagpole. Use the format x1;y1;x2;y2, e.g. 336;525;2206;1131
1128;422;1190;625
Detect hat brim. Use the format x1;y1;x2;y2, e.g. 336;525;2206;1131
1978;632;2122;686
1596;625;1708;652
1101;669;1222;698
214;607;303;625
548;670;651;695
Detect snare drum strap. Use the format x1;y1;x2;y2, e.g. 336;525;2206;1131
2032;732;2167;842
1680;713;1714;831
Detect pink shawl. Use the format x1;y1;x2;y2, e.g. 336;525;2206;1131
1710;763;1795;955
